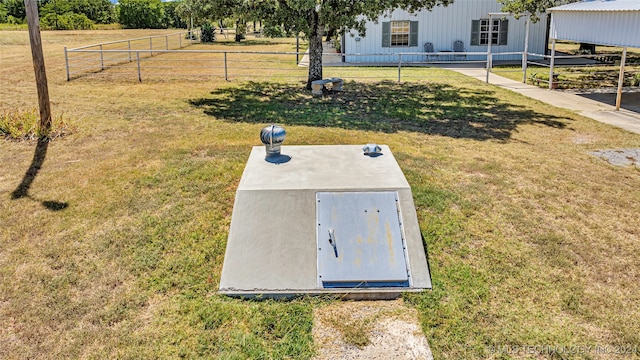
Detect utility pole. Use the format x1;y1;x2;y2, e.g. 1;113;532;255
24;0;52;137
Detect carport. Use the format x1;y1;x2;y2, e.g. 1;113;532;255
548;0;640;110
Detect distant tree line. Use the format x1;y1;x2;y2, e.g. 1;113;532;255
0;0;186;30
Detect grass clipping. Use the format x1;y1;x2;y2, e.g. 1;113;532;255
1;108;76;140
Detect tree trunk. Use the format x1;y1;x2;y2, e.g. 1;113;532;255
306;10;323;90
325;27;335;42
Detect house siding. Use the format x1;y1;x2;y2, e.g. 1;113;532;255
343;0;548;63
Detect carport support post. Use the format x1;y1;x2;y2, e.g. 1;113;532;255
549;38;556;90
486;13;493;83
615;47;627;111
522;17;530;83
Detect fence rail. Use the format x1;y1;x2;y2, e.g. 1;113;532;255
64;37;637;90
64;30;201;80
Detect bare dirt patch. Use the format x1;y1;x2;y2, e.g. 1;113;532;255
312;299;433;360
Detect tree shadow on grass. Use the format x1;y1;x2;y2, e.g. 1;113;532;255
190;80;568;141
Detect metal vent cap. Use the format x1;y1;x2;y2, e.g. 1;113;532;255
260;124;286;158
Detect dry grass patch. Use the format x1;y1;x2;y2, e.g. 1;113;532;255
313;299;432;359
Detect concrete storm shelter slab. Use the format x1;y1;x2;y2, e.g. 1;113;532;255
219;145;432;299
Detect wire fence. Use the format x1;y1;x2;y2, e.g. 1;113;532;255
64;30;202;81
65;36;639;91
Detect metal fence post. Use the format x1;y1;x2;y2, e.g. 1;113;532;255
150;37;153;56
224;52;228;81
137;51;142;82
64;47;70;81
166;35;169;50
397;54;402;83
485;52;491;83
522;17;530;83
549;38;556;90
179;33;182;48
100;44;104;70
128;40;132;62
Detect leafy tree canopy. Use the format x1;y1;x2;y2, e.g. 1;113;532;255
221;0;454;88
118;0;165;28
499;0;579;23
3;0;25;20
0;2;8;22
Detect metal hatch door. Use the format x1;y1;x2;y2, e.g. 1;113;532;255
316;192;410;288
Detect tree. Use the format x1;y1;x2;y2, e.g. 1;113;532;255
0;2;8;22
118;0;165;29
253;0;454;89
162;1;187;29
498;0;578;23
68;0;116;24
40;0;116;25
499;0;596;53
4;0;26;20
176;0;225;35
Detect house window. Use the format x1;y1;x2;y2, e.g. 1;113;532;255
471;19;508;46
391;21;410;46
382;21;418;48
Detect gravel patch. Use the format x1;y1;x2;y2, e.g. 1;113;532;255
589;148;640;167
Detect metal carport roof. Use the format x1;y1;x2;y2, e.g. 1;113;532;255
548;0;640;110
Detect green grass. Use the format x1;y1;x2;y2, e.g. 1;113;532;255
2;31;640;359
1;108;76;140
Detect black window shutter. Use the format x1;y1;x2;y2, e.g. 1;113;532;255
470;20;480;46
499;19;508;45
382;22;390;48
409;21;418;47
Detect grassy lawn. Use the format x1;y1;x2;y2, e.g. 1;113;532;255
2;30;640;359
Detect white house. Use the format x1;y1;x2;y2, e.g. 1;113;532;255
341;0;549;63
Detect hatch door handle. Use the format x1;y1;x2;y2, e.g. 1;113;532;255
328;228;338;258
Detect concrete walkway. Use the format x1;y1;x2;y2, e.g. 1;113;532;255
447;67;640;135
297;42;343;67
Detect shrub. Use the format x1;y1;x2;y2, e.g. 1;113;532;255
0;3;8;23
262;24;285;38
200;23;215;43
40;12;95;30
7;15;23;25
0;108;76;140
